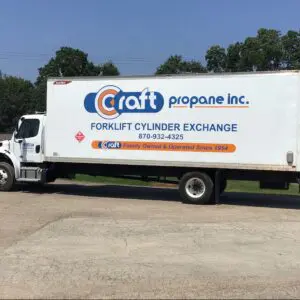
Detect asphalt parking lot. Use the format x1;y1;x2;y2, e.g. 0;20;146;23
1;181;300;299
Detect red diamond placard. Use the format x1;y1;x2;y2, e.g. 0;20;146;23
75;131;85;142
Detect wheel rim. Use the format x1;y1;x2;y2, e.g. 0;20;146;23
185;177;206;199
0;168;8;186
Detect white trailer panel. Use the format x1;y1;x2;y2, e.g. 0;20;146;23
45;72;300;171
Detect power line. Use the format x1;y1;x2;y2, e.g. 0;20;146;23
0;50;204;66
0;51;156;63
0;57;157;65
0;54;158;65
0;53;153;61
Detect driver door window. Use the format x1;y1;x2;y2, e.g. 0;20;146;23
16;119;40;139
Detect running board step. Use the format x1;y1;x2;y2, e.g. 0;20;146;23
17;178;41;183
17;167;46;183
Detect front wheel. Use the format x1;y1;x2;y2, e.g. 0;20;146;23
179;172;214;204
0;162;15;191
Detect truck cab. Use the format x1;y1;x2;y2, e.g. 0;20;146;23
0;114;46;191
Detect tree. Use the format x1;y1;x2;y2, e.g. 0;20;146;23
256;28;283;70
101;61;120;76
226;42;243;72
155;55;206;75
205;45;227;72
239;37;265;71
281;30;300;69
0;75;34;132
205;28;286;73
34;47;120;111
32;81;47;112
36;47;102;85
237;29;283;71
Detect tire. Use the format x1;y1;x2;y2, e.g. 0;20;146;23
0;162;15;191
179;172;214;204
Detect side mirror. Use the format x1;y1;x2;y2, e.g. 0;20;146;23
13;134;23;144
14;127;20;142
14;117;24;140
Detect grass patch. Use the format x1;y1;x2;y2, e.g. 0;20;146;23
226;180;300;195
75;174;152;186
74;174;300;196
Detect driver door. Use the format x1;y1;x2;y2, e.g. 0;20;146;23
14;118;43;163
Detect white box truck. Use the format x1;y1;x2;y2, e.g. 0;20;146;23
0;71;300;204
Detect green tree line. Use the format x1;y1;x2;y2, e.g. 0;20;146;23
1;28;300;132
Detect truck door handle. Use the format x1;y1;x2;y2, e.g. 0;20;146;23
35;145;41;153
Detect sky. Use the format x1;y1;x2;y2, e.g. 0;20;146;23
0;0;300;82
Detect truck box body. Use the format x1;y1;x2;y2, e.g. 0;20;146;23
45;72;300;171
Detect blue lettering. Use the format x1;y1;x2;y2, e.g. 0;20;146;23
216;124;223;131
239;96;245;104
202;124;209;131
169;96;178;108
208;96;216;104
195;124;202;131
216;96;224;104
190;96;198;108
227;93;231;104
168;94;246;108
231;96;238;105
199;96;207;104
181;96;189;105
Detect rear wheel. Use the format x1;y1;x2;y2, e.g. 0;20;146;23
179;172;214;204
0;162;15;191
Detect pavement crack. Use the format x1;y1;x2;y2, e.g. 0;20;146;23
2;214;71;251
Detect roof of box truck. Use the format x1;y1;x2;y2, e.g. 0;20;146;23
47;70;300;81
